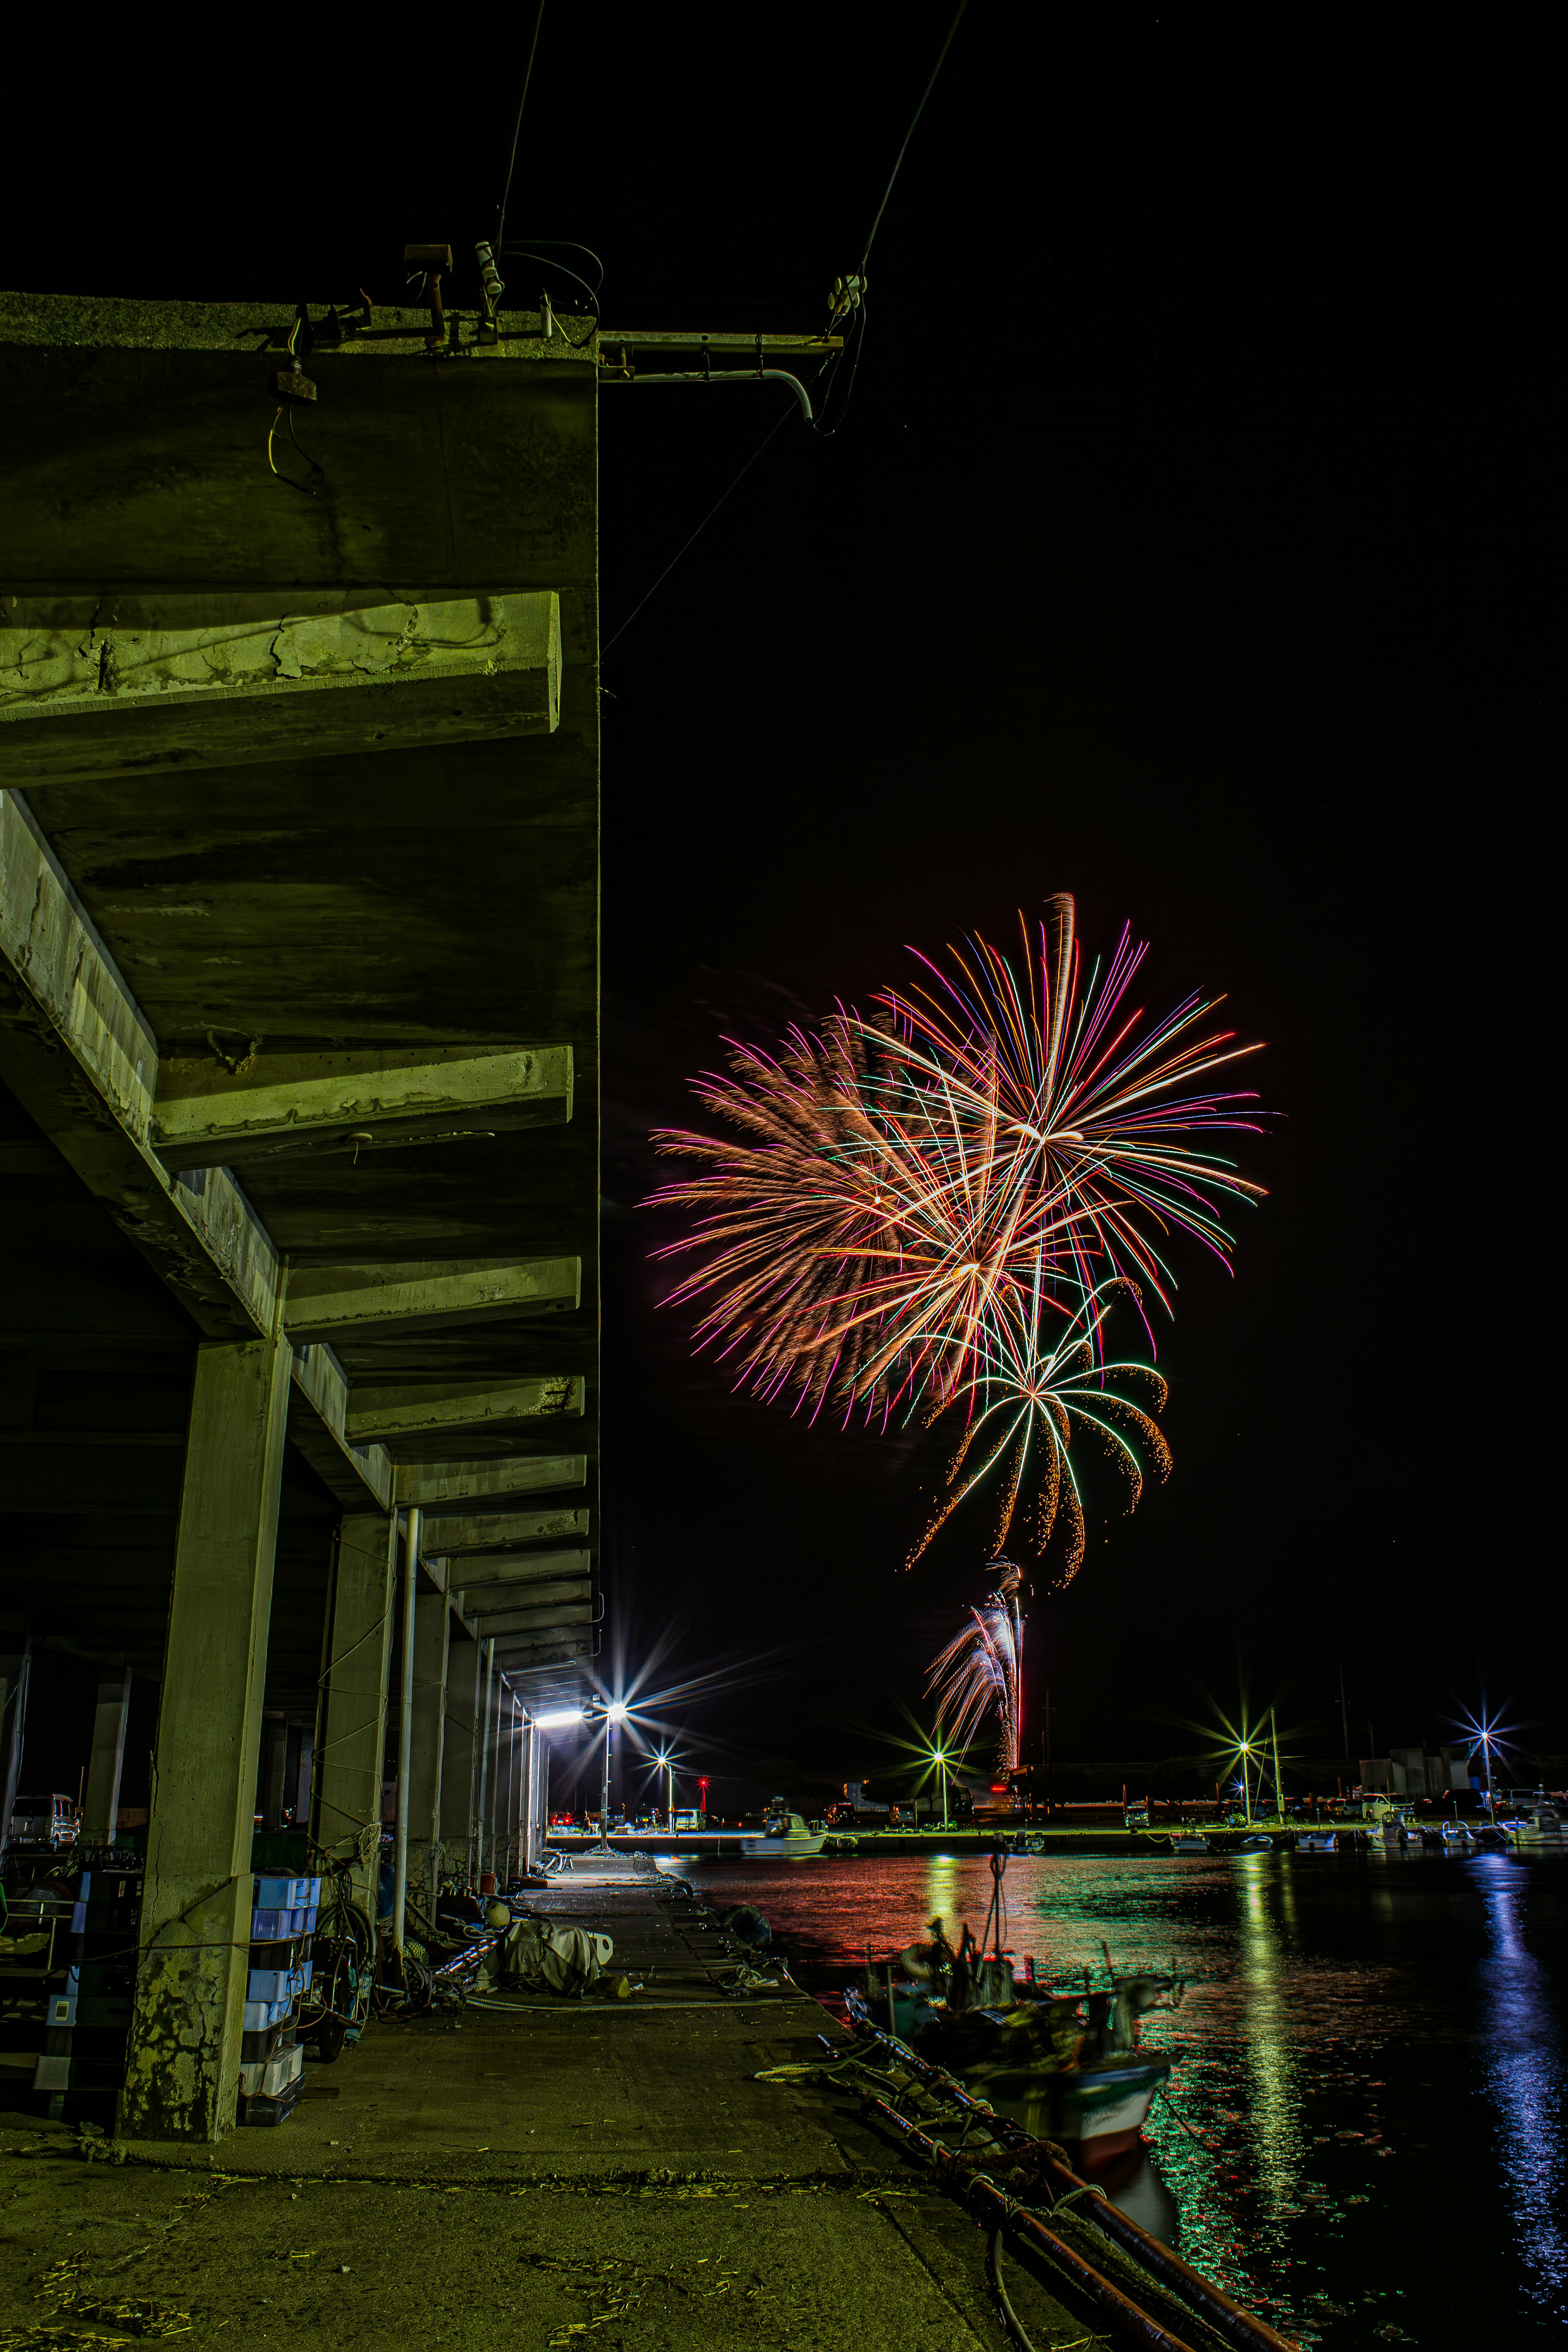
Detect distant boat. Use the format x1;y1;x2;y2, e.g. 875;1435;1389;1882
737;1808;828;1861
1295;1831;1337;1853
1171;1833;1211;1854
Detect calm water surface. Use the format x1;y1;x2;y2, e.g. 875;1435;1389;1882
695;1847;1566;2346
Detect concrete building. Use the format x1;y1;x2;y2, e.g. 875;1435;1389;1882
0;287;600;2138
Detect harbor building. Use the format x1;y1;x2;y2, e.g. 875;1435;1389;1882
0;286;601;2138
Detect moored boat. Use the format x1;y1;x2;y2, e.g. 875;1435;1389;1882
737;1806;829;1861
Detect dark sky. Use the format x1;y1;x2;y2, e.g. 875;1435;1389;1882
8;9;1550;1799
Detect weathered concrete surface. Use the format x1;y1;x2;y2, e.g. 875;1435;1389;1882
120;1334;293;2144
0;2150;1084;2351
0;1870;1089;2349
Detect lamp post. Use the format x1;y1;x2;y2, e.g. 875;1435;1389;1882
1240;1742;1254;1826
934;1748;950;1831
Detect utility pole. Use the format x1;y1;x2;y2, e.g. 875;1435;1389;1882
1338;1662;1352;1774
1270;1708;1284;1824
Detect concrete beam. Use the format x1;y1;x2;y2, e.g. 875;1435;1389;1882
0;590;561;786
443;1536;590;1588
151;1045;572;1171
478;1601;592;1639
286;1343;392;1513
120;1335;291;2144
346;1374;583;1447
0;789;277;1341
285;1256;581;1340
395;1457;588;1511
461;1581;587;1623
491;1637;593;1675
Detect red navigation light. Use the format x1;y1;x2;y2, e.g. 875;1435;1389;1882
989;1784;1009;1794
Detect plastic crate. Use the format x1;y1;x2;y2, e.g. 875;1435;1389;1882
251;1905;318;1940
239;2080;303;2127
242;1994;296;2032
238;2044;304;2100
246;1961;311;2004
33;2053;125;2092
241;2020;296;2065
254;1876;320;1910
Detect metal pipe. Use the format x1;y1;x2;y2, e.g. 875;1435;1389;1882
474;1637;496;1884
855;2021;1297;2352
611;367;814;421
390;1507;420;1957
866;2097;1200;2352
523;1716;542;1870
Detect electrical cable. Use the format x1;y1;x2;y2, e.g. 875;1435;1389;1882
496;0;548;252
601;402;794;652
985;2225;1041;2352
856;0;969;279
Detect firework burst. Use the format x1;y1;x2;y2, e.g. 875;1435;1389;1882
650;896;1263;1421
929;1561;1025;1774
909;1276;1171;1580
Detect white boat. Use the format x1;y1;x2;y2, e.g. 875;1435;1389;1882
737;1809;829;1860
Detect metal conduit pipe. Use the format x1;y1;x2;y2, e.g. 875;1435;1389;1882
866;2097;1200;2352
612;368;814;421
390;1505;420;1959
473;1637;496;1886
854;2022;1296;2352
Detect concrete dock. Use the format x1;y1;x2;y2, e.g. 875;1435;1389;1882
0;1861;1237;2349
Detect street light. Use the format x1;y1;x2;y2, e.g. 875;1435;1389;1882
933;1748;950;1830
1239;1742;1255;1826
653;1749;675;1827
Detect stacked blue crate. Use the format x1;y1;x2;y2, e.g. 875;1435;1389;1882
33;1862;141;2111
240;1875;320;2125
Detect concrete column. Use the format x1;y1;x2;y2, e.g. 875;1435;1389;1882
119;1335;290;2144
439;1628;481;1887
407;1592;450;1911
313;1511;399;1924
523;1719;543;1869
290;1722;314;1827
493;1684;512;1882
474;1639;496;1883
259;1712;288;1828
82;1666;133;1844
1;1642;34;1849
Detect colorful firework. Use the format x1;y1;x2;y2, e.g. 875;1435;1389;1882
928;1561;1025;1774
650;895;1262;1419
863;892;1266;1319
650;1016;1078;1417
908;1276;1171;1579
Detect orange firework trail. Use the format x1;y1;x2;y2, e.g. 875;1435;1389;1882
650;894;1264;1421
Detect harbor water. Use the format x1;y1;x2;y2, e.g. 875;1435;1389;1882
698;1844;1567;2346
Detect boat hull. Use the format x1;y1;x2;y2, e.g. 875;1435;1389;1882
964;2054;1173;2174
736;1831;829;1860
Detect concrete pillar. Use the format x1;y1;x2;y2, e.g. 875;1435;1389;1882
82;1666;133;1844
119;1335;290;2144
439;1628;481;1887
290;1722;314;1826
259;1712;288;1828
1;1642;34;1849
313;1511;399;1924
523;1718;543;1869
407;1592;450;1911
474;1639;496;1883
490;1675;510;1884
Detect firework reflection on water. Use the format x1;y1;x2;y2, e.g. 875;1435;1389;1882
700;1846;1568;2345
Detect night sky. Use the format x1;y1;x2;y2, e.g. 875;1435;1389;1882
8;11;1550;1804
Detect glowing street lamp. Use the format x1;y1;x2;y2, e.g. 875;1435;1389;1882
933;1747;951;1830
1239;1741;1255;1826
653;1750;675;1826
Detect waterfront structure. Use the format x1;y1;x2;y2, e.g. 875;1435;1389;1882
0;287;601;2138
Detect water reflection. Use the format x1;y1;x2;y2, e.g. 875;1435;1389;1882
716;1846;1568;2341
1477;1857;1567;2310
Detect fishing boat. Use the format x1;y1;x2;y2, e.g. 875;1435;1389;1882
1170;1833;1211;1853
853;1922;1182;2177
1295;1831;1337;1853
737;1806;829;1861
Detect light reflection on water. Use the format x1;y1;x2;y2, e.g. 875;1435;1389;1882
1476;1857;1567;2312
700;1846;1568;2343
